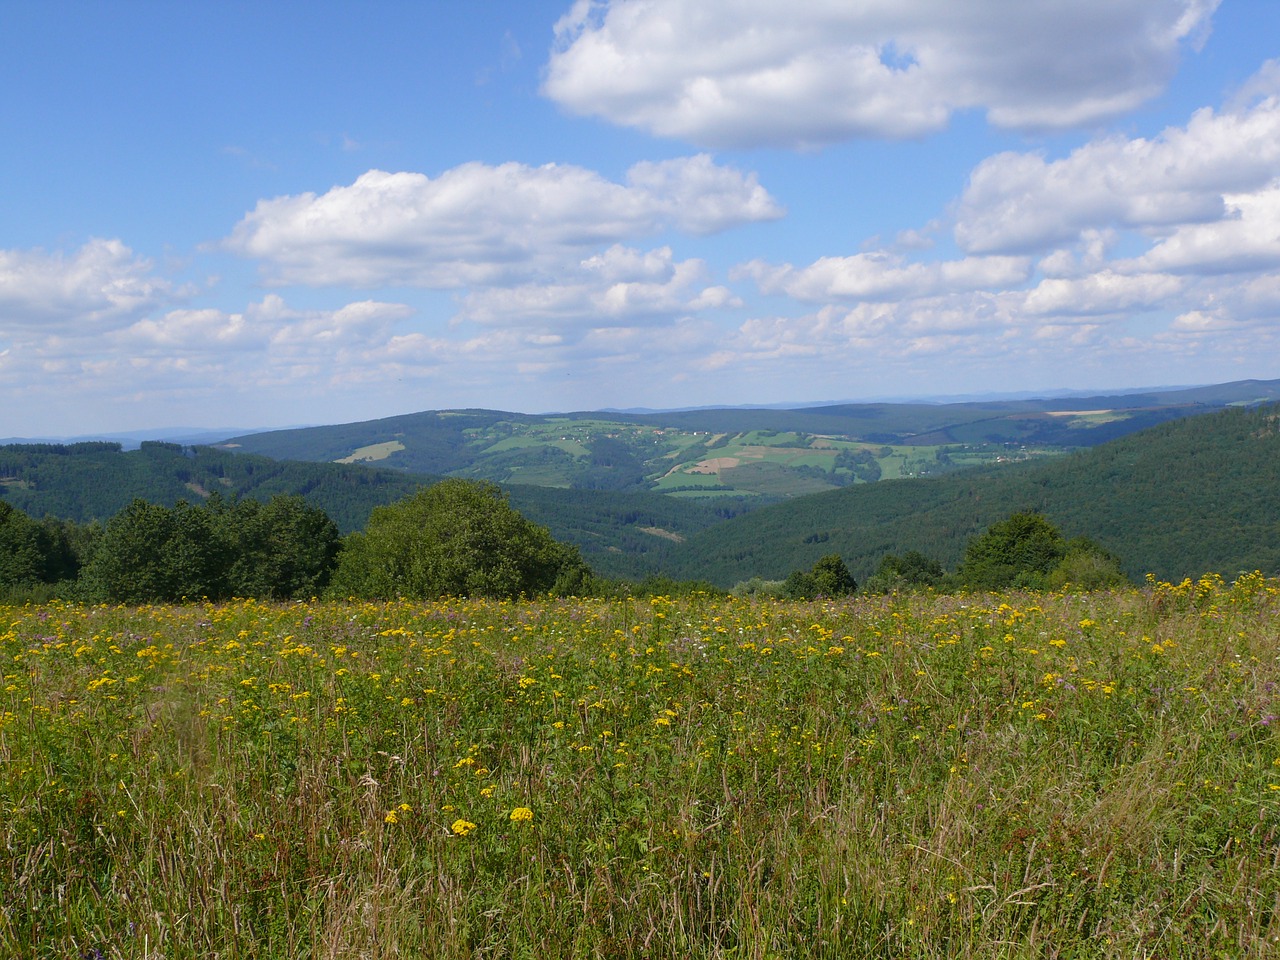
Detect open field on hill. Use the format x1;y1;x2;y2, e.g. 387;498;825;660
4;577;1280;957
449;418;1020;498
222;378;1280;502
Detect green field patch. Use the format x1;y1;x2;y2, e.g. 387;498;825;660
553;438;591;456
876;447;946;479
477;435;545;452
720;460;837;496
499;464;576;486
334;440;405;464
653;470;727;490
778;451;837;469
480;435;590;457
735;429;807;447
665;486;748;498
637;525;684;542
1056;410;1133;427
657;433;712;454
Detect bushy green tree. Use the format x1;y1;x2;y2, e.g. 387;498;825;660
81;499;228;602
0;502;95;599
782;553;857;599
38;515;95;583
957;513;1127;592
216;495;341;599
79;493;343;602
0;501;50;592
957;512;1066;591
328;479;591;599
865;550;944;593
1045;537;1130;591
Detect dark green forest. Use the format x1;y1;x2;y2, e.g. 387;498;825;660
0;440;740;580
658;402;1280;586
3;403;1279;600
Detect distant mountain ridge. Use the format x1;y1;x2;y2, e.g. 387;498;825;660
216;378;1280;502
659;401;1280;587
4;383;1279;586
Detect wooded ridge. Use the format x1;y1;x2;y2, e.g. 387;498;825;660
2;389;1279;591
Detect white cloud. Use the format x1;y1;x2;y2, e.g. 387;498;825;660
225;156;782;288
121;308;263;351
741;251;1031;302
114;295;414;357
954;77;1280;254
694;60;1280;397
1022;271;1184;317
1126;182;1280;274
543;0;1218;148
1;292;418;401
1037;231;1118;279
0;239;170;330
458;245;738;325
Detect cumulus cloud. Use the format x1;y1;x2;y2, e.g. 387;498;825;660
1;290;418;399
954;77;1280;254
225;155;782;288
1126;182;1280;274
700;293;1027;382
113;296;415;360
740;252;1031;302
695;58;1280;398
457;244;738;325
0;239;170;329
1022;271;1185;317
543;0;1218;148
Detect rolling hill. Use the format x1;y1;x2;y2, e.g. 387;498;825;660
0;441;730;581
217;379;1280;502
656;402;1280;587
4;388;1280;588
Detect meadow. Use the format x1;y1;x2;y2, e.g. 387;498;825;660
3;576;1279;958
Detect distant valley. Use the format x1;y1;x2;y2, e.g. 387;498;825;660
217;378;1280;504
3;378;1280;587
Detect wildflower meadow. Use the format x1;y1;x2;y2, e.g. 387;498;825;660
3;575;1280;958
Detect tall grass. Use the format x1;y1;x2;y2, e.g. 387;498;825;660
3;574;1279;957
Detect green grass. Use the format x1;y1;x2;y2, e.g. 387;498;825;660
499;464;577;486
4;574;1280;957
653;471;730;491
450;417;1061;499
719;461;837;497
666;488;746;499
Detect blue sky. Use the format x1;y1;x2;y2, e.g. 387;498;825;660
3;0;1280;436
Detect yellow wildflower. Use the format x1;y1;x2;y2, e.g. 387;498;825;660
509;807;534;823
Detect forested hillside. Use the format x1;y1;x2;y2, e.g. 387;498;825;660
4;402;1280;588
660;403;1280;586
0;441;423;532
0;441;733;580
216;379;1280;501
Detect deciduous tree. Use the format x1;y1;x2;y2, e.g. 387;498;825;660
328;479;591;599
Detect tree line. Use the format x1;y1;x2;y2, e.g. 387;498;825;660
659;403;1280;586
747;512;1127;599
2;476;1127;604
